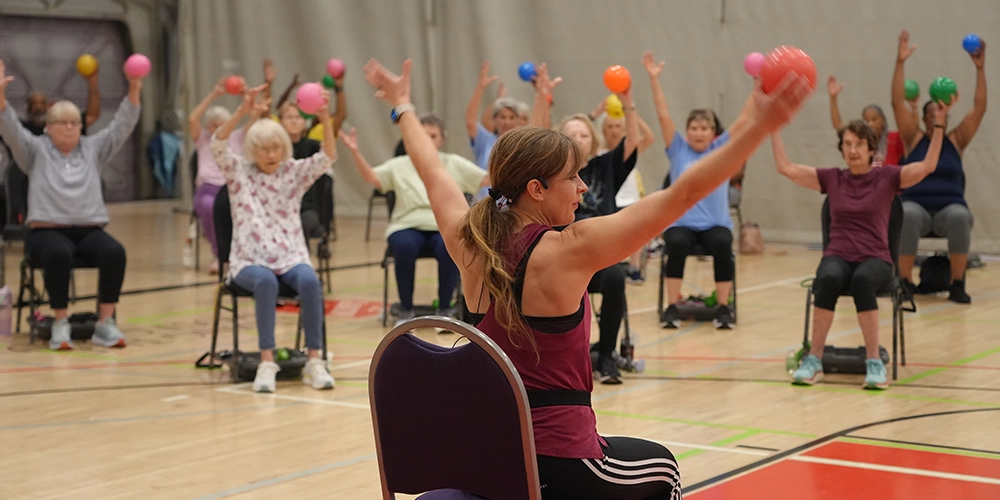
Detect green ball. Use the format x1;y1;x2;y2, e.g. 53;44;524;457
929;77;957;105
298;109;315;120
275;348;290;361
322;74;336;89
904;79;919;101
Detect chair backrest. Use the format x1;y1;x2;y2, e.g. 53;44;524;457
213;187;233;278
821;195;903;269
369;317;541;500
189;150;199;188
305;173;334;233
5;161;28;229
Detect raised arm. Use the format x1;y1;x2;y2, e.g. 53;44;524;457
84;68;101;127
618;84;640;159
892;30;922;151
481;82;505;133
339;128;381;190
643;51;675;147
771;132;821;191
92;68;143;165
188;76;226;140
364;58;471;254
901;97;952;188
331;76;347;134
528;63;560;129
562;74;814;274
636;113;656;153
950;40;986;152
827;74;846;132
274;73;300;111
313;91;336;164
466;60;498;139
215;84;261;141
260;58;276;112
0;60;43;171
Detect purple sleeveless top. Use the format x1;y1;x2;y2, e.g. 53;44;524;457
475;223;603;459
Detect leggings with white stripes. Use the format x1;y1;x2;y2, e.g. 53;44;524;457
537;436;682;499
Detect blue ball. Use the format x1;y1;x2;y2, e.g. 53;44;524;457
963;34;982;54
518;61;537;82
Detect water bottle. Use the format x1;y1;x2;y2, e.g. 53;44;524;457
0;286;12;337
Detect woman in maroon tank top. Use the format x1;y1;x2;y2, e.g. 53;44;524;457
362;57;813;500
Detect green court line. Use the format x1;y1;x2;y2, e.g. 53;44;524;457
594;410;814;437
675;430;762;460
897;346;1000;386
838;436;1000;460
334;380;367;388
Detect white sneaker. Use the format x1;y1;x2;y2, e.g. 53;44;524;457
252;360;281;393
49;318;74;351
302;358;335;390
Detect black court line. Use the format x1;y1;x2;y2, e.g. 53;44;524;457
842;434;1000;457
735;444;780;452
682;407;1000;495
0;376;372;398
22;260;382;304
629;375;1000;393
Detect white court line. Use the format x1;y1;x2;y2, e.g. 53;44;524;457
652;439;771;456
330;360;370;371
630;274;813;314
215;384;370;410
787;455;1000;485
161;394;190;403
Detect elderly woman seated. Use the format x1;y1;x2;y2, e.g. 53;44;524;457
0;60;143;350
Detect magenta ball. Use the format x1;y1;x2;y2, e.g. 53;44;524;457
326;58;346;79
743;52;766;77
296;83;325;114
123;54;151;79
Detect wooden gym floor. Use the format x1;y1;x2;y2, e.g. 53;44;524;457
0;200;997;499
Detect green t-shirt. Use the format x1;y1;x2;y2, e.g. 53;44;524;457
373;152;487;237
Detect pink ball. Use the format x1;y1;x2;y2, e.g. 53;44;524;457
743;52;766;77
124;53;151;79
326;58;346;79
296;83;325;114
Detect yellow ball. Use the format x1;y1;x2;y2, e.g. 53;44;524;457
605;94;624;119
76;54;98;77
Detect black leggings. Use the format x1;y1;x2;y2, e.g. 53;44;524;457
663;226;733;282
588;264;625;355
813;256;893;312
537;436;681;499
25;227;127;309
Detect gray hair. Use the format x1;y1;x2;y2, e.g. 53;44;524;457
493;97;529;119
243;118;293;164
46;101;82;123
203;105;232;127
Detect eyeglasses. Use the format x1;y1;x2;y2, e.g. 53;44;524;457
49;120;82;128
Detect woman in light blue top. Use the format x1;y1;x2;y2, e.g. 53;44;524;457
0;59;143;351
645;51;751;330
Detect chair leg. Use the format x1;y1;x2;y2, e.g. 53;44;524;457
899;299;906;367
209;285;223;368
656;253;665;317
382;257;390;327
231;292;241;383
15;262;27;333
194;218;201;272
322;318;328;361
295;312;303;351
731;251;738;323
892;292;899;380
366;196;375;242
803;287;813;347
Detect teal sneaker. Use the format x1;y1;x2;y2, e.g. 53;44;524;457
792;354;824;385
864;358;889;390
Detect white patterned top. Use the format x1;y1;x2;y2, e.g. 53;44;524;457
211;135;334;279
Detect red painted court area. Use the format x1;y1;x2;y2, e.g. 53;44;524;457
687;440;1000;499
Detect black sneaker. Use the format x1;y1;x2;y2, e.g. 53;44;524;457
713;304;734;330
660;304;681;329
948;280;971;304
594;353;623;385
626;268;645;285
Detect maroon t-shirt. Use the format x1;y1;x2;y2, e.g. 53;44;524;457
816;166;901;265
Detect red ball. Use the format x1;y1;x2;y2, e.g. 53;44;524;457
603;65;631;93
224;75;245;95
759;46;817;94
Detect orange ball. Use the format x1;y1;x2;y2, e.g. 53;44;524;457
759;46;817;94
603;65;631;93
224;75;245;95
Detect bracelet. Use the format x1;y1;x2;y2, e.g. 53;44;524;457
623;106;637;112
390;103;417;124
934;123;945;128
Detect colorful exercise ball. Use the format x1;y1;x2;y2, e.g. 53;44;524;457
743;52;765;77
603;65;631;93
929;77;957;105
276;348;290;361
123;53;151;79
518;61;537;82
326;58;346;79
296;83;325;114
963;33;982;54
904;79;919;101
224;75;245;95
759;46;816;94
76;54;98;77
322;74;336;89
605;94;624;119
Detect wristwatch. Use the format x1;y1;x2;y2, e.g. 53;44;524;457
391;103;417;123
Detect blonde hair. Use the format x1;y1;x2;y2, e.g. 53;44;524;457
278;101;300;118
557;113;599;158
46;101;81;123
459;126;584;359
203;105;232;127
243;119;293;163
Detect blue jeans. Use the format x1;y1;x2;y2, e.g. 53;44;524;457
387;229;459;311
232;263;324;351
